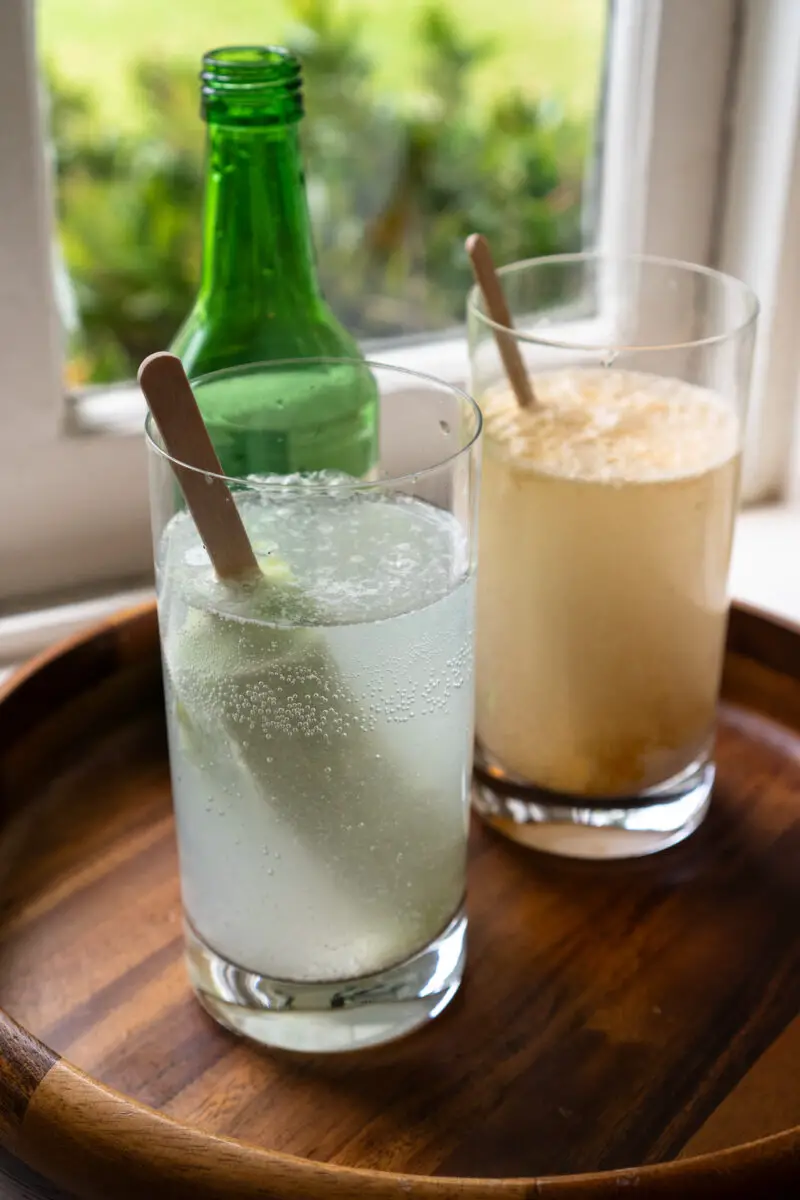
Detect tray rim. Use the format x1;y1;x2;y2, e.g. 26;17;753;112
0;598;798;1198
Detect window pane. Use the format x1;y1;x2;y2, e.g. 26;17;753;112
37;0;608;386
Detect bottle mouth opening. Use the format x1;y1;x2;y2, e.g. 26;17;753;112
201;46;303;125
203;45;300;79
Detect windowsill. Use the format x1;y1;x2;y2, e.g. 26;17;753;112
66;381;147;437
66;334;473;438
65;318;619;437
0;502;797;671
730;502;800;624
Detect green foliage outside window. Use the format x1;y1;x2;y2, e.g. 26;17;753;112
48;1;593;386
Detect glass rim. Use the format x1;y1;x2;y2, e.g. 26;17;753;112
466;251;760;352
144;356;482;493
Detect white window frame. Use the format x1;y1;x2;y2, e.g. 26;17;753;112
714;0;800;503
1;0;800;624
0;1;154;605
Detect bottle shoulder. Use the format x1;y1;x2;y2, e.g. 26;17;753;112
171;297;361;377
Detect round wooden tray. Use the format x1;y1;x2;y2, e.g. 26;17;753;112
0;602;799;1199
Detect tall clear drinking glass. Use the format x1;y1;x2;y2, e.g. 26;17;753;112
146;358;481;1052
468;254;758;859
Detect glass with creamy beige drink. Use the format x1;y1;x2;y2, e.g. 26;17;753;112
468;255;758;858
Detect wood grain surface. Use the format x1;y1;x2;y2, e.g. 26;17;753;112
0;602;797;1197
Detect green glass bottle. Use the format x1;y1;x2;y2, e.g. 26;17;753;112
171;46;377;478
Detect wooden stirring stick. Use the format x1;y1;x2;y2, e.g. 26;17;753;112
466;233;537;409
138;352;261;582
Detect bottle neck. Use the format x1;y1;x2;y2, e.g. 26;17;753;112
198;121;320;313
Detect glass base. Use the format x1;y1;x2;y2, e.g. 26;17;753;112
185;908;466;1054
473;747;713;860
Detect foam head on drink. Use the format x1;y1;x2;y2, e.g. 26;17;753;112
477;367;739;798
158;476;474;982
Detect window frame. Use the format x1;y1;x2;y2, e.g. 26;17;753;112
714;0;800;503
0;1;154;606
1;0;798;609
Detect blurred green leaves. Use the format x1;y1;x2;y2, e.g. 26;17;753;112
49;1;591;385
